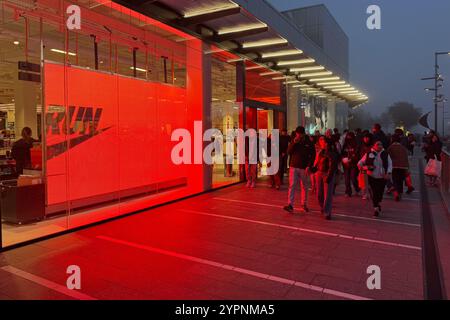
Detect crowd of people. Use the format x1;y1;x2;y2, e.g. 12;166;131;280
244;123;434;220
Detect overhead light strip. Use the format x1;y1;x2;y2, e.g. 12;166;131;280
218;23;267;35
261;49;303;58
299;71;333;78
277;58;315;66
242;38;288;49
184;2;239;18
290;66;325;72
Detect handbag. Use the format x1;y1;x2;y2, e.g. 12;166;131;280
425;159;442;177
358;172;366;189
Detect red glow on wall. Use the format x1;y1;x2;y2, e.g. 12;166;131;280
44;60;203;213
245;62;282;106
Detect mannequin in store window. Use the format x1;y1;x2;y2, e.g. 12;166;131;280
11;127;35;176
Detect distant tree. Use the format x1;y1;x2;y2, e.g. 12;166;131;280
385;102;422;130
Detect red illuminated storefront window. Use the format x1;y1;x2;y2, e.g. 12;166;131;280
245;61;282;106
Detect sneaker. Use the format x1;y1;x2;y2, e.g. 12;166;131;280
373;206;381;217
275;185;280;190
246;181;251;188
394;193;401;202
362;194;367;200
250;182;256;188
386;187;395;195
284;205;294;213
325;215;331;221
301;205;310;213
406;187;415;194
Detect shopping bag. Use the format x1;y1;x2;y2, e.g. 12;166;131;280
424;159;442;177
358;172;366;189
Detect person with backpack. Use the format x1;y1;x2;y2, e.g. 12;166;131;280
358;140;393;217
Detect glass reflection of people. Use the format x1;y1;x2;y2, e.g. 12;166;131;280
11;127;35;175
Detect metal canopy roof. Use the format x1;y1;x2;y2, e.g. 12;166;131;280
112;0;368;105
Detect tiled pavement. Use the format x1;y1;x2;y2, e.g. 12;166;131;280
0;158;439;300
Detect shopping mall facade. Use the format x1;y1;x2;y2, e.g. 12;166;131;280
0;0;367;249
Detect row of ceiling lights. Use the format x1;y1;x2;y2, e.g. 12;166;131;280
183;1;368;102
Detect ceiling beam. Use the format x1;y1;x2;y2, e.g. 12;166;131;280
210;26;269;42
177;7;241;26
237;41;289;55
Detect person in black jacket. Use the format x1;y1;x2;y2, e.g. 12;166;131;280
342;132;361;197
283;126;315;213
278;129;291;186
314;136;339;220
11;127;35;175
372;123;389;149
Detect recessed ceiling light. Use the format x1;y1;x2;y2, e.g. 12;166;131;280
261;49;303;58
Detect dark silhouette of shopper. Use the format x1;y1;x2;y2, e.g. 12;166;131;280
11;127;35;175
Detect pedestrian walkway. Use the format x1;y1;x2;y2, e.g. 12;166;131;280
0;156;445;300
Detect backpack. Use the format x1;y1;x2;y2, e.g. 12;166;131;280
365;150;389;174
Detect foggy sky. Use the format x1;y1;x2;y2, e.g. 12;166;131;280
268;0;450;121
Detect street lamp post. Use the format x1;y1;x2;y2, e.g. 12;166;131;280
434;52;450;131
423;52;450;133
442;98;448;137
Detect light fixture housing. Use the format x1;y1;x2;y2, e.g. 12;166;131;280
242;38;288;49
218;23;267;35
299;71;332;78
184;2;239;18
310;76;340;82
277;58;315;66
261;49;303;58
290;66;324;72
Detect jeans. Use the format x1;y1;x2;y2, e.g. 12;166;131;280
279;154;288;184
288;167;309;207
316;172;335;216
245;162;257;184
368;176;387;208
344;165;360;196
392;168;407;194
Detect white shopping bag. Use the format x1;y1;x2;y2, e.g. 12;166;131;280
424;159;442;177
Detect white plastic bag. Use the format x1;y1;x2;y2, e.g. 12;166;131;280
425;159;442;177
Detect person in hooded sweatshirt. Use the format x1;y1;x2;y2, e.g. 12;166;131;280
358;140;393;217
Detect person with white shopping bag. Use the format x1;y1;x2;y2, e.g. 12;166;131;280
358;141;393;217
424;133;442;187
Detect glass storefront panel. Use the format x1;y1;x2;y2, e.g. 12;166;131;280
0;6;63;247
211;51;240;187
245;61;282;106
0;0;204;248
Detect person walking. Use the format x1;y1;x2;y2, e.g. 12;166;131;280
245;129;258;188
341;132;361;197
358;133;374;200
372;123;389;149
278;129;291;186
407;133;416;156
387;134;410;201
424;133;443;186
358;140;393;217
11;127;36;175
314;136;339;220
283;126;315;213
